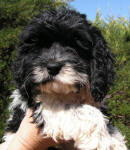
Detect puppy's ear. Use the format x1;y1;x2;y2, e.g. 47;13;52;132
90;30;115;102
12;55;34;103
12;56;25;86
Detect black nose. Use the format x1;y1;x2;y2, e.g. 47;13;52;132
47;62;62;76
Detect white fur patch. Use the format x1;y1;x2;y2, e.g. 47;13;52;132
9;89;27;112
34;96;127;150
33;67;49;83
2;133;15;150
5;90;28;130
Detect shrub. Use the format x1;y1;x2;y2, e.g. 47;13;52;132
94;12;130;148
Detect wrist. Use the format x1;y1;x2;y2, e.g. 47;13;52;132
15;131;43;150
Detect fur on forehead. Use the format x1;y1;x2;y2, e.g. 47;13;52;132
13;6;115;102
18;7;93;57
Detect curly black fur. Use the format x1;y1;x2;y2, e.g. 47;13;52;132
6;104;25;132
12;7;115;104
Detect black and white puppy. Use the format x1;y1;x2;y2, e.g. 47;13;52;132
2;7;127;150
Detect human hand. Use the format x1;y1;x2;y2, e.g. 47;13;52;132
5;109;57;150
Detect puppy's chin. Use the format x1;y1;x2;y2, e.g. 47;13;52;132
36;80;97;106
39;80;78;95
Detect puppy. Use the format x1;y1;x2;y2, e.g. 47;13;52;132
3;7;127;150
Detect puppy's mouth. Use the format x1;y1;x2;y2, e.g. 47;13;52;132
38;80;80;95
33;64;90;96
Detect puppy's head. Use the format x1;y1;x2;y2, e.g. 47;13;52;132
12;7;115;105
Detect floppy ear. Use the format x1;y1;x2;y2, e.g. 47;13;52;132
12;55;35;104
90;30;115;102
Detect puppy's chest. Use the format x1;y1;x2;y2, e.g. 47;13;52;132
40;102;82;140
39;98;80;128
35;95;98;141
